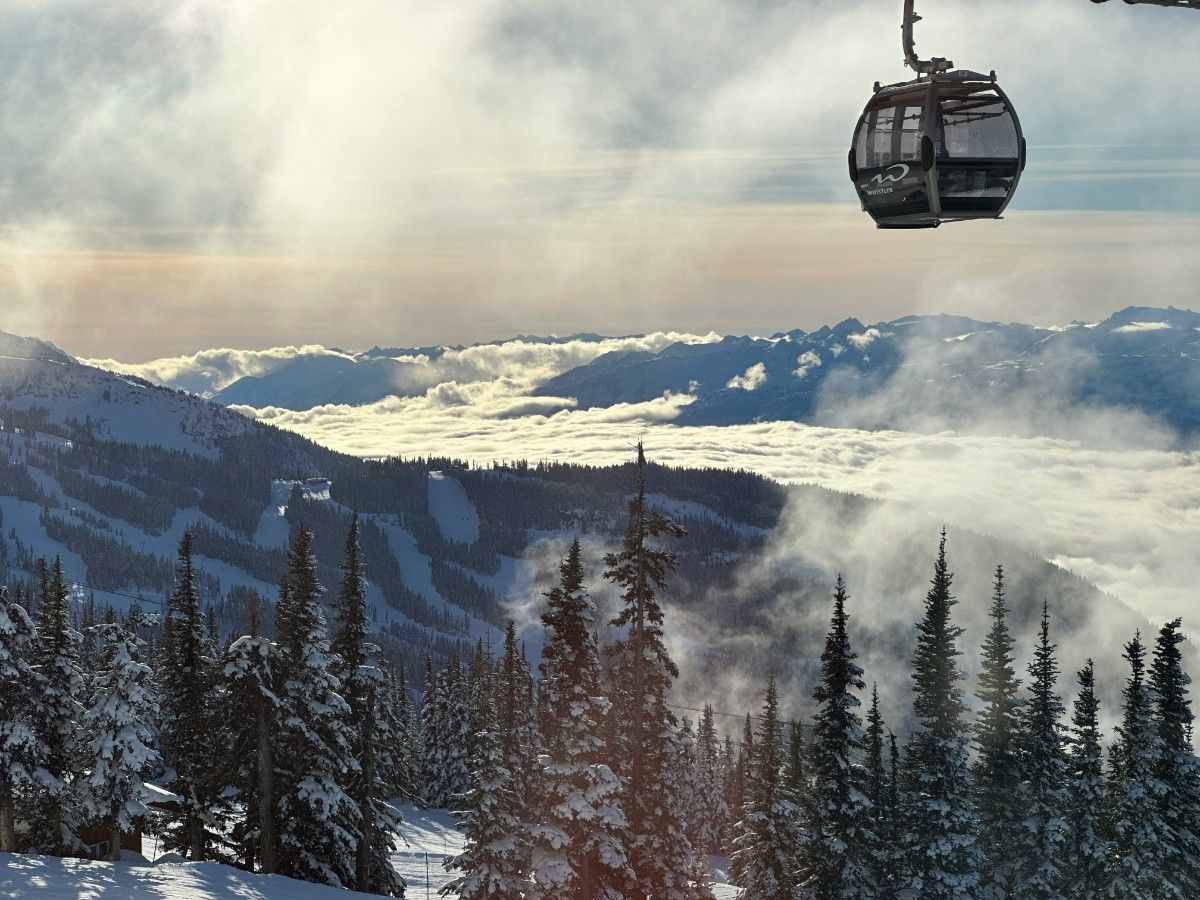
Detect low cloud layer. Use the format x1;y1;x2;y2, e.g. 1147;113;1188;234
87;331;720;397
239;394;1200;629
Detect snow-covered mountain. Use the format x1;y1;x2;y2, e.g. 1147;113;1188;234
536;306;1200;436
104;306;1200;442
0;330;1179;718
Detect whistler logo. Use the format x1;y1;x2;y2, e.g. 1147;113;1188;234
871;163;910;184
863;163;913;196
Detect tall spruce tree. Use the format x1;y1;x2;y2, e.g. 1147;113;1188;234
900;529;981;899
532;538;630;899
603;442;706;900
0;587;52;853
1063;659;1109;899
1013;602;1068;899
1107;632;1181;899
801;576;875;898
781;719;810;889
159;531;219;859
730;679;798;900
442;714;533;899
422;655;472;809
28;557;84;853
1149;618;1200;896
275;526;361;889
694;704;729;859
330;513;405;896
864;686;895;899
971;565;1023;899
77;620;160;860
222;593;285;874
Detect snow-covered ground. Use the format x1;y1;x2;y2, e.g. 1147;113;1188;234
0;807;739;898
426;472;479;545
0;852;386;899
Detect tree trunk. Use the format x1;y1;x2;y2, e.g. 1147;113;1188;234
257;702;277;874
110;822;121;861
0;779;15;852
354;687;376;892
188;811;204;861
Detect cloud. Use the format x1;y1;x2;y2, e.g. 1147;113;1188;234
81;345;350;396
726;362;767;391
88;331;721;397
1113;321;1173;334
238;391;1200;631
4;1;1200;358
794;350;822;379
847;327;887;349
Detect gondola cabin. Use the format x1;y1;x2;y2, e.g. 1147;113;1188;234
849;70;1025;228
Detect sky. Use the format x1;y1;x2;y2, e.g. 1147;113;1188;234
2;0;1200;358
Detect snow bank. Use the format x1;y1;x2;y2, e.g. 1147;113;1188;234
0;852;384;899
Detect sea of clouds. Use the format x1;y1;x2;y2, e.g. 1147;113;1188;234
91;331;1200;631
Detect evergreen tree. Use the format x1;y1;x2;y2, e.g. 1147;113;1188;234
1013;602;1068;899
694;704;729;858
900;530;981;899
781;719;809;881
222;595;285;875
603;442;706;900
1149;618;1200;896
801;575;874;898
330;514;405;895
864;686;894;899
532;538;630;899
27;557;84;853
77;620;160;861
1063;659;1109;899
0;587;53;853
730;679;797;899
422;656;472;809
1107;632;1180;899
971;566;1023;899
275;526;360;888
442;717;533;899
497;620;538;813
159;531;219;859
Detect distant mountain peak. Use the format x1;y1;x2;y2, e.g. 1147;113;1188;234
0;330;76;366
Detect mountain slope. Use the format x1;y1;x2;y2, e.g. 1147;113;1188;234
0;330;1181;717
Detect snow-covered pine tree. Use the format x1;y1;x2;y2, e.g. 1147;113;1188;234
781;719;809;883
531;537;630;900
603;442;707;900
222;592;284;873
730;678;798;900
442;714;533;899
27;557;85;853
1063;659;1109;899
330;513;405;896
0;586;53;852
1106;632;1181;899
1149;618;1200;896
801;575;875;898
864;686;895;898
971;565;1023;900
899;530;981;899
694;704;729;859
1013;602;1068;899
497;619;538;814
159;531;220;859
727;714;756;881
390;667;421;804
77;620;160;861
422;655;472;809
274;525;361;889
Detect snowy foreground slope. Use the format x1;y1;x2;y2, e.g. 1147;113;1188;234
0;806;738;898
